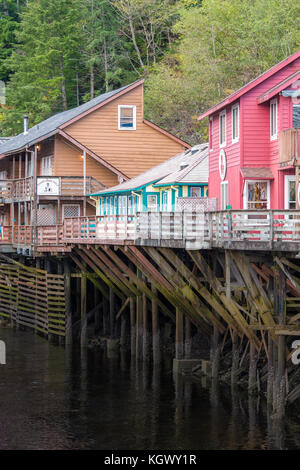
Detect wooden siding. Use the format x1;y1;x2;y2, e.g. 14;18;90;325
208;55;300;210
65;84;186;178
53;136;119;188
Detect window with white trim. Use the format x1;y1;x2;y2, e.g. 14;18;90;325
232;103;239;143
41;156;53;176
270;99;278;140
147;194;158;211
219;111;226;147
0;170;7;180
221;181;229;210
209;117;213;150
118;105;136;130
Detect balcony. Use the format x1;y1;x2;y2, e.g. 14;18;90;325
279;128;299;165
0;177;33;202
0;176;104;202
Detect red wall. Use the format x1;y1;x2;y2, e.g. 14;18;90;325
208;56;300;210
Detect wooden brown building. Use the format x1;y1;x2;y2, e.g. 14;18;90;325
0;79;190;243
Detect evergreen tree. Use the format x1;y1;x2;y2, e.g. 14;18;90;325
1;0;84;136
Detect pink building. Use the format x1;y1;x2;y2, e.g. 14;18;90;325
198;50;300;211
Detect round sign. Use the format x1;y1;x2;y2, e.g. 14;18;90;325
219;149;227;181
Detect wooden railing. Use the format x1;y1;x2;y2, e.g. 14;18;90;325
59;176;104;196
279;128;299;164
63;215;135;242
0;176;33;201
3;210;300;250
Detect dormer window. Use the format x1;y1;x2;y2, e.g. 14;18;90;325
270;98;278;140
118;105;136;130
219;110;226;147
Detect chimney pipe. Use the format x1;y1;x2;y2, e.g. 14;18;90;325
23;115;28;135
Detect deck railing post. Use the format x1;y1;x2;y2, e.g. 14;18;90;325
227;210;232;247
269;210;274;249
158;211;162;241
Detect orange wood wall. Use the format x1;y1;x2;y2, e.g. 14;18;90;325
65;84;186;179
53;136;119;188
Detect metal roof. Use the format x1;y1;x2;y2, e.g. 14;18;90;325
0;80;142;156
92;144;208;196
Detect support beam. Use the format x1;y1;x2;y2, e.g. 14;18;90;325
152;284;160;364
176;308;184;360
81;273;87;347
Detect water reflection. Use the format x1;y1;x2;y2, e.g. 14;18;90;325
0;326;299;450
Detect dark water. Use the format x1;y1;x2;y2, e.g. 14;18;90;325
1;327;300;450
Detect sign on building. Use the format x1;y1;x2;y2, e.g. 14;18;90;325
37;177;60;196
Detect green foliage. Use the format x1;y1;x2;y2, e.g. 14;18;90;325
0;0;299;141
145;0;300;144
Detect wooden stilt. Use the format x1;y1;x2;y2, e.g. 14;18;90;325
176;308;184;360
184;317;192;359
64;258;72;346
136;270;143;359
276;269;287;417
130;297;136;357
267;331;274;407
142;291;149;361
248;307;257;394
151;284;160;364
211;326;220;380
120;313;127;349
80;273;87;347
94;283;100;333
109;287;116;338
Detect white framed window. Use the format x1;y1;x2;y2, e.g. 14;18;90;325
118;105;136;130
284;175;296;210
232;103;239;143
119;195;127;214
219;110;226;148
243;180;270;210
0;170;7;180
209;117;213;151
221;181;229;210
293;105;300;128
41;155;53;176
270;98;278;141
62;204;80;221
162;192;168;211
190;187;202;197
147;194;158;211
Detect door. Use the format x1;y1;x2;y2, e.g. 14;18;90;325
284;175;296;210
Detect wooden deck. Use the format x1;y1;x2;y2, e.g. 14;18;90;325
3;209;300;252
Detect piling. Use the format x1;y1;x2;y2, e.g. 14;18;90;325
64;258;72;346
80;273;87;347
151;284;160;364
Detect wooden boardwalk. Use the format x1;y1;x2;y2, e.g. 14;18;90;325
2;210;300;253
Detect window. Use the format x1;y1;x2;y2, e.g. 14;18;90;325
190;187;202;197
41;156;53;176
119;195;127;215
221;181;229;210
219;111;226;147
27;158;33;177
209;118;213;150
232;104;239;143
118;105;136;130
270;99;278;140
0;171;7;180
162;192;168;211
293;105;300;128
244;181;269;210
62;204;80;221
285;175;296;210
147;194;158;212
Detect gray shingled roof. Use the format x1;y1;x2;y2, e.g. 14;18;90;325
0;80;141;156
92;144;208;196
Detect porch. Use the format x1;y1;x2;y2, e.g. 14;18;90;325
2;210;300;252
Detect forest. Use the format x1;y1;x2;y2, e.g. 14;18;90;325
0;0;299;143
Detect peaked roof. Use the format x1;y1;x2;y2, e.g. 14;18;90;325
257;69;300;103
198;49;300;120
0;80;144;156
92;144;208;196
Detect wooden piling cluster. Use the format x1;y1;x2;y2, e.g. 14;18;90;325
1;245;300;414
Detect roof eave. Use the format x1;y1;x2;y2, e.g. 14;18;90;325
197;49;300;121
